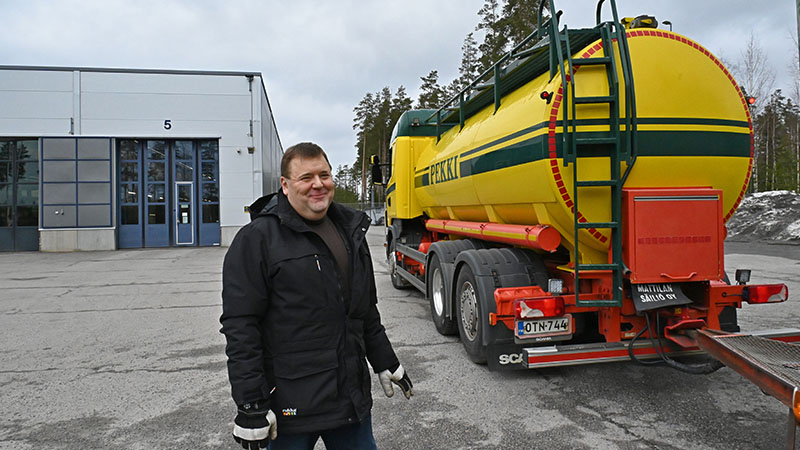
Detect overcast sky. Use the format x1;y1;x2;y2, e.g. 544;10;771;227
1;0;797;171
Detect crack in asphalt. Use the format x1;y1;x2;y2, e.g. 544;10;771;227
3;303;221;315
1;362;224;375
2;279;221;290
392;341;458;349
573;404;664;448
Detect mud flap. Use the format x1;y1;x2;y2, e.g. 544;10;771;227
454;248;544;371
487;341;530;371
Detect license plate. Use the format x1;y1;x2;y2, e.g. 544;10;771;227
515;315;572;339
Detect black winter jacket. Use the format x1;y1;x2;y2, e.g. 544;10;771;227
220;190;399;434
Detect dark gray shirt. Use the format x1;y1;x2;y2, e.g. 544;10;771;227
306;214;350;297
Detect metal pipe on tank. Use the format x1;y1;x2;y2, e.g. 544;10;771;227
426;219;561;253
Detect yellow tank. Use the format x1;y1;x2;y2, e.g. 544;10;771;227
388;29;752;265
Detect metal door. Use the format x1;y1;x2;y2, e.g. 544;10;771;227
198;141;220;246
173;141;196;246
118;139;143;248
144;140;169;247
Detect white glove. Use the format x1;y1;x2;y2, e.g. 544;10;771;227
233;406;277;449
378;364;413;399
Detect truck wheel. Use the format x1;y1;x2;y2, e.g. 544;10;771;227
428;254;458;336
389;239;410;290
455;264;487;364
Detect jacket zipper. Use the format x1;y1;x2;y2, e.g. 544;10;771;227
314;254;321;271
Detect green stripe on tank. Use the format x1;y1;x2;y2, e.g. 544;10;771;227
637;130;750;157
416;129;750;187
460;135;546;177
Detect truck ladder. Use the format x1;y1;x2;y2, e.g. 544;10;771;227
549;0;638;307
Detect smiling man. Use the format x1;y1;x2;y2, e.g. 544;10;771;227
220;142;413;450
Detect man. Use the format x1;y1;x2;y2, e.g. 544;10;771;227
221;142;412;450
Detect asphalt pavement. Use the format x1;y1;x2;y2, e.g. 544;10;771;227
0;228;798;449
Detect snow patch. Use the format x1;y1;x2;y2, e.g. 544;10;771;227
751;190;793;198
726;191;800;242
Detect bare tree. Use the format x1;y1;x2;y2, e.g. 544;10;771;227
732;32;776;115
731;32;776;192
790;33;800;192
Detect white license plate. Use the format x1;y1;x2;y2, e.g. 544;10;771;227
515;315;572;339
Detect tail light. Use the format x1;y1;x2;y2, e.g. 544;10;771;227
744;284;788;304
515;297;565;319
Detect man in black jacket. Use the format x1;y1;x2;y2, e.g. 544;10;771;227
221;142;412;450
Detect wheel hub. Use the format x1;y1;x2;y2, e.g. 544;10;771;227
432;267;445;316
459;281;478;341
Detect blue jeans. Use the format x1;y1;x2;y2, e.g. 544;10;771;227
268;414;378;450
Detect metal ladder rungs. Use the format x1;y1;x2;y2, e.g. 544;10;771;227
572;56;611;66
574;95;616;104
577;221;618;229
576;179;619;187
576;263;618;271
576;137;617;145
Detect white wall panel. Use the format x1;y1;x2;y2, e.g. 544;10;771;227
81;72;252;95
80;119;250;145
0;91;73;118
221;170;257;198
0;70;73;92
0;118;71;135
221;195;258;226
81;92;251;121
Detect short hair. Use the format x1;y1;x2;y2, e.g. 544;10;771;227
281;142;332;178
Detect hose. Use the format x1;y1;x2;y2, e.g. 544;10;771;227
628;312;724;375
627;312;663;366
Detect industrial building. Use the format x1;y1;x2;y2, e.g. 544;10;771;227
0;65;282;251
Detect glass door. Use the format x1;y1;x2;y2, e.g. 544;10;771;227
0;139;39;252
174;182;194;245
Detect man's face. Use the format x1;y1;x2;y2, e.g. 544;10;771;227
280;155;335;221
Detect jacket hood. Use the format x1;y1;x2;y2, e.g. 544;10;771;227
248;192;278;221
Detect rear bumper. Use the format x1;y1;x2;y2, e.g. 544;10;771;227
521;328;800;369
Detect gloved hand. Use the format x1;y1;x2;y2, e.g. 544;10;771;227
378;363;413;399
232;400;277;449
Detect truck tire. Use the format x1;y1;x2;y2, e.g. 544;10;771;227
389;238;410;290
455;264;487;364
428;254;458;335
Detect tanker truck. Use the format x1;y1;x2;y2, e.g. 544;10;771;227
376;0;800;416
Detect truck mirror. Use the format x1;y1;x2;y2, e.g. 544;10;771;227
371;162;383;185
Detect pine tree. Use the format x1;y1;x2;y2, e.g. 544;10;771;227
417;70;445;109
476;0;507;73
457;32;481;90
351;86;416;202
333;164;359;204
500;0;539;47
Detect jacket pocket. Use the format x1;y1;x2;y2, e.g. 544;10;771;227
272;348;339;416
